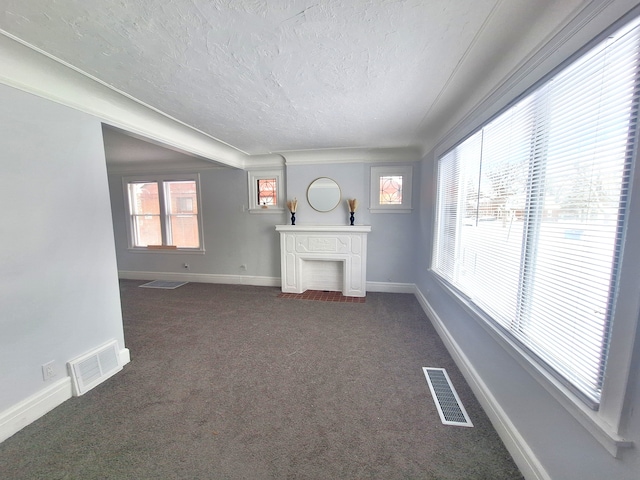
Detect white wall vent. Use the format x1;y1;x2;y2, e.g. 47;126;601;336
68;340;122;396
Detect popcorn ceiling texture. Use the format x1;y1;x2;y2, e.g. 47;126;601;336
0;0;582;155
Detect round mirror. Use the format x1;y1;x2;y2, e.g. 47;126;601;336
307;177;341;212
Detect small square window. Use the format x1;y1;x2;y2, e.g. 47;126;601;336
370;166;412;213
248;169;284;213
257;178;277;206
379;175;404;205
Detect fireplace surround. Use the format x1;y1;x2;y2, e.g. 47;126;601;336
275;225;371;297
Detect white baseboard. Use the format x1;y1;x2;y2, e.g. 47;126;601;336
413;287;550;480
119;348;131;366
366;281;416;294
0;377;72;444
0;347;130;444
119;271;418;293
118;270;280;287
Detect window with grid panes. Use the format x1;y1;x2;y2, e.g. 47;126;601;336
125;174;203;250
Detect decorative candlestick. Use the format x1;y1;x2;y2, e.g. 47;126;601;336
287;198;298;225
347;198;358;226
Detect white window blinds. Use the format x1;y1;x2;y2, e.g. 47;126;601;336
432;18;640;407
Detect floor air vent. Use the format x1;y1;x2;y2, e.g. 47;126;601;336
423;367;473;427
139;280;187;289
68;340;122;396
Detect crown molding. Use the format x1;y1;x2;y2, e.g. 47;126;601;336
0;29;426;170
0;29;248;169
242;154;286;169
281;146;422;166
431;0;640;157
107;161;227;176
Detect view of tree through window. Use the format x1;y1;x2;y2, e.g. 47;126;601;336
433;18;640;406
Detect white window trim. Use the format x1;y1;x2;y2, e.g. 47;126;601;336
370;165;413;213
427;9;640;455
431;271;636;457
247;168;285;214
122;173;205;253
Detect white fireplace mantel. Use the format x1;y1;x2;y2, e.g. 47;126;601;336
275;225;371;297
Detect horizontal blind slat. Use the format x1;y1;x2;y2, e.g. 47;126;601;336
432;17;640;406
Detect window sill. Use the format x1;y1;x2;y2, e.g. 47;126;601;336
431;272;633;458
128;247;205;254
369;207;413;214
248;207;285;214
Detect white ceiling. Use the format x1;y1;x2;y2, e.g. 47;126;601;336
0;0;587;165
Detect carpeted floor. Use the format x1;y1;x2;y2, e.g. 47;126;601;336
0;281;523;479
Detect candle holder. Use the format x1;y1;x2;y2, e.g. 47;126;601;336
349;212;355;226
291;212;296;225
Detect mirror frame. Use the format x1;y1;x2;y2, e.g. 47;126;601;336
307;177;342;212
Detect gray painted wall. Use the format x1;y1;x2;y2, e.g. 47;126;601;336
285;162;419;285
109;161;419;285
0;83;125;411
415;150;640;479
4;2;637;477
110;167;283;279
411;4;640;474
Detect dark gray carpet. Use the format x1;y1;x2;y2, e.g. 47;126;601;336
0;281;523;479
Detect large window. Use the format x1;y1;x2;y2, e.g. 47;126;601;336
433;19;640;408
124;174;203;251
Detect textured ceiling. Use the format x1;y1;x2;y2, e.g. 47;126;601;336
0;0;584;159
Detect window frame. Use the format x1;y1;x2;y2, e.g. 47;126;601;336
370;165;413;213
123;173;205;253
430;16;640;456
247;168;285;214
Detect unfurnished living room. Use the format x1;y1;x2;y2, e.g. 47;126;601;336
1;1;640;479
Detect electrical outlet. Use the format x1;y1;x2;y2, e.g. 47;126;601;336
42;361;57;381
